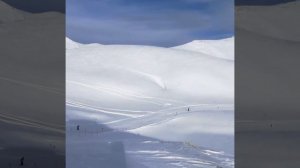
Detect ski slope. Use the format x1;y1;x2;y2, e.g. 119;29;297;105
67;121;233;168
66;37;234;167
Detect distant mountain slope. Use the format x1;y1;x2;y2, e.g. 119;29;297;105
66;38;234;112
172;37;234;60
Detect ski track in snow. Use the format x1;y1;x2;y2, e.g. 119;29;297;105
66;98;233;131
68;80;166;106
124;68;167;90
126;142;231;168
67;100;146;118
67;80;186;106
67;99;155;114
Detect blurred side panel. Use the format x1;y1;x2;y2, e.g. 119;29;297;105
0;0;65;167
235;1;300;168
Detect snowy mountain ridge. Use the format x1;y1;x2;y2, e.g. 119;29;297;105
173;37;234;60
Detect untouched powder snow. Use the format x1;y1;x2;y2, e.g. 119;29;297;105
66;37;234;168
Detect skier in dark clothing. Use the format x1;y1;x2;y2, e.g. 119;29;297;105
20;156;24;166
187;107;190;112
77;125;80;131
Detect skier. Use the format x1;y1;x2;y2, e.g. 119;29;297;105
187;107;190;112
76;125;80;131
20;156;24;166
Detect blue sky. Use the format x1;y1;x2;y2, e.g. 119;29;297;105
67;0;234;47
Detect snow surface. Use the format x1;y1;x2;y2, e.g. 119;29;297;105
67;121;233;168
173;37;234;60
66;37;234;167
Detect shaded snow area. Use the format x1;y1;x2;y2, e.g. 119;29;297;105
67;121;233;168
66;37;234;168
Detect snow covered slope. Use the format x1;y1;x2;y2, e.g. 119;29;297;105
66;37;234;109
173;37;234;60
67;121;233;168
66;37;234;167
